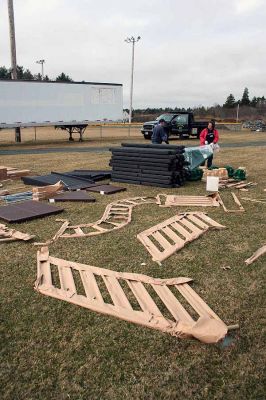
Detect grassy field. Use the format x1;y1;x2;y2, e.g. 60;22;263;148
1;138;266;399
0;126;266;148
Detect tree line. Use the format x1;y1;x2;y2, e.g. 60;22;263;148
128;88;266;121
0;65;72;82
223;88;265;108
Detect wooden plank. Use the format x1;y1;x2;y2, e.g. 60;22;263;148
151;231;172;250
176;284;222;321
231;192;245;211
127;280;164;317
102;276;133;309
137;234;164;261
161;226;185;246
186;214;209;229
74;227;85;236
151;284;194;324
178;218;203;235
171;222;193;240
79;270;104;303
58;266;76;294
245;244;266;265
199;213;225;228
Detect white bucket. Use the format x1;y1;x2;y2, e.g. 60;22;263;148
206;176;219;192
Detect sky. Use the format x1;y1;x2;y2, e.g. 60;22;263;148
0;0;265;108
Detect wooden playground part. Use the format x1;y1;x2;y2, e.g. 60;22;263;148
0;223;35;242
245;244;266;265
137;212;226;264
35;247;230;344
35;196;157;246
156;193;220;208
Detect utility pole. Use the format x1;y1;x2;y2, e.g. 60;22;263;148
236;103;240;123
7;0;17;80
125;36;141;124
8;0;21;142
36;59;45;79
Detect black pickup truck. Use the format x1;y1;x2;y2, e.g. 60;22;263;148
141;111;208;140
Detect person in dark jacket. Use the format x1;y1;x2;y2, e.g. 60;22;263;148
199;120;219;168
151;119;169;144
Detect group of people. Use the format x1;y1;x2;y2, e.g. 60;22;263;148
151;118;219;167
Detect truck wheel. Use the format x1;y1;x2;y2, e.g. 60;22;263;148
144;134;151;140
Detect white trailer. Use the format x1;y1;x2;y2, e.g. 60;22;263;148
0;80;123;141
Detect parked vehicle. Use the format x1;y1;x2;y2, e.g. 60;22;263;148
141;111;208;140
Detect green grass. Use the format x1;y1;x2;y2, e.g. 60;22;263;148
0;142;266;399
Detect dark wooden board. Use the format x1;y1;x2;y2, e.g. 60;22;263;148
86;185;126;195
51;191;96;202
0;200;64;223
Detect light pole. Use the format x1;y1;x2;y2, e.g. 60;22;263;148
36;59;45;79
236;103;240;123
7;0;17;79
125;36;141;124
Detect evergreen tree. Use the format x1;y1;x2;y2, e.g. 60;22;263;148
23;69;34;80
240;87;250;106
223;93;236;108
55;72;72;82
0;66;11;79
250;96;257;107
34;73;43;81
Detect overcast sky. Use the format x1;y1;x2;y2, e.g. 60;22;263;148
0;0;265;108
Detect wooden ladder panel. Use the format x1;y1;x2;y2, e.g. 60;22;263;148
35;249;229;343
137;213;226;263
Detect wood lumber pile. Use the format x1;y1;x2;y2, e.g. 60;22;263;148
0;166;31;180
110;143;187;188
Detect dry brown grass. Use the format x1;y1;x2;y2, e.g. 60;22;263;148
0;126;265;148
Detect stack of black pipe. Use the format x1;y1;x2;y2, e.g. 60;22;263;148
110;143;187;188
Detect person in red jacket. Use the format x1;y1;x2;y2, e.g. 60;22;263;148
200;121;219;168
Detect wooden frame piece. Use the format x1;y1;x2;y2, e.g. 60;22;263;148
35;247;230;343
137;212;226;264
217;192;245;213
156;193;220;208
219;180;257;190
245;244;266;265
0;223;35;242
241;197;266;204
35;196;157;246
32;181;65;201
